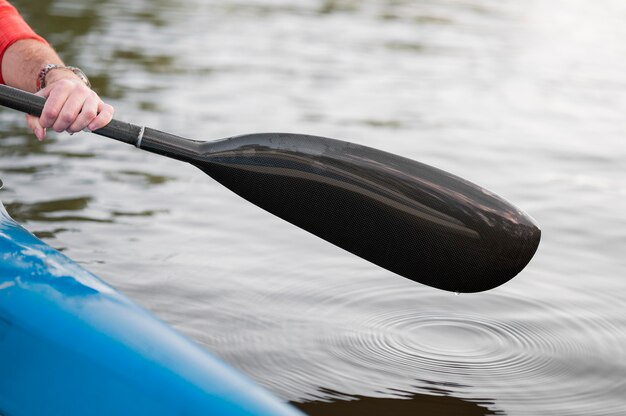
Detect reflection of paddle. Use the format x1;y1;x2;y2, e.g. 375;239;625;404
0;84;540;293
293;390;500;416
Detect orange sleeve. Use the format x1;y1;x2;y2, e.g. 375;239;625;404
0;0;48;84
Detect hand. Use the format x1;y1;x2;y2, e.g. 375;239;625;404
26;71;114;141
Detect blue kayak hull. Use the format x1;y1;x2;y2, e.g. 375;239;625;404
0;202;301;415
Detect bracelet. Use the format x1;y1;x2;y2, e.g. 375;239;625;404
36;64;91;90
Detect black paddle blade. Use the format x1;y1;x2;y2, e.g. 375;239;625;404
191;133;540;293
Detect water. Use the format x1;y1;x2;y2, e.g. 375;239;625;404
2;0;626;414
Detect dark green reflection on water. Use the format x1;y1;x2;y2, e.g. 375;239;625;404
12;0;104;57
385;41;426;53
32;228;70;240
0;129;94;159
0;125;46;155
11;0;118;97
2;197;108;223
106;170;173;186
319;0;360;14
4;198;159;224
112;50;177;75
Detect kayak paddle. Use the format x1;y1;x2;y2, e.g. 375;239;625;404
0;84;540;293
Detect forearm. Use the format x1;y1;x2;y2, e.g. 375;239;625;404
0;1;113;140
1;39;64;92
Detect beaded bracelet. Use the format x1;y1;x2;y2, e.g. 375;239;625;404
36;64;91;90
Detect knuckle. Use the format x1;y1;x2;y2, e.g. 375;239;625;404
42;108;56;119
84;109;98;120
60;113;75;125
101;105;114;118
40;111;56;126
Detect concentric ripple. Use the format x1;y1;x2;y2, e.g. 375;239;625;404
316;293;626;416
191;283;626;416
354;312;551;374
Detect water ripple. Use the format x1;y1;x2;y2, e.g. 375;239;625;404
193;283;626;415
311;292;626;415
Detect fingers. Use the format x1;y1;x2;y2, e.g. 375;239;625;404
51;90;85;133
37;80;71;129
26;113;46;141
88;101;114;132
34;78;113;140
67;94;99;133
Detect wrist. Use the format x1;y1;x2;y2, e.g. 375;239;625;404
43;69;81;86
36;64;91;90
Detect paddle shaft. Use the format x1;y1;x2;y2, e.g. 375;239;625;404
0;84;196;163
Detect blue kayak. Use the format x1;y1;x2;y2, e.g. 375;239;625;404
0;200;302;416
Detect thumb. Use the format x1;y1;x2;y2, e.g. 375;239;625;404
36;84;52;99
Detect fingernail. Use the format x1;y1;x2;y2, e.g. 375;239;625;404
83;127;91;133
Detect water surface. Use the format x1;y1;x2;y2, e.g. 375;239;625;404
2;1;625;414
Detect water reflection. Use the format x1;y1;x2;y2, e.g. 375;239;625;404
112;50;177;74
14;0;104;57
293;389;501;416
105;170;172;186
3;197;108;223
